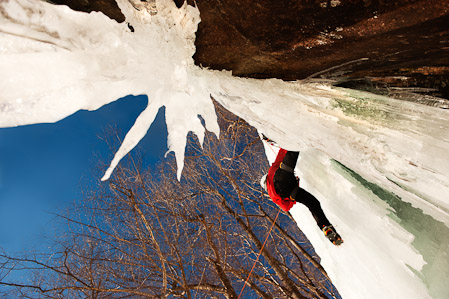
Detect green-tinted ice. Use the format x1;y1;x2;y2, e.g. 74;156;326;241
333;160;449;299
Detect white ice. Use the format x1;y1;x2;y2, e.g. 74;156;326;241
1;0;449;298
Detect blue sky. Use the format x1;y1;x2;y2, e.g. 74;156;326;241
0;95;168;254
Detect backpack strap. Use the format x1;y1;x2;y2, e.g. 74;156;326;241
289;185;299;201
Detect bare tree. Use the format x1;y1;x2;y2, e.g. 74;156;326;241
0;102;340;298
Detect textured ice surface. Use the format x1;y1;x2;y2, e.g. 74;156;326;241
1;1;449;298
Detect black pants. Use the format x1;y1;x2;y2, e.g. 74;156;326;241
273;151;331;228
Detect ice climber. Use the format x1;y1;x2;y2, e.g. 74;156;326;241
260;141;343;246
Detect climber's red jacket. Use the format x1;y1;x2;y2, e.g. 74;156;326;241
266;148;296;212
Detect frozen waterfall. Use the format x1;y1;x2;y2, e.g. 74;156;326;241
1;0;448;298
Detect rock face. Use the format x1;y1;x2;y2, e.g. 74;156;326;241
50;0;449;102
50;0;125;23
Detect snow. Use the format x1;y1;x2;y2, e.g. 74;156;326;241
1;0;449;298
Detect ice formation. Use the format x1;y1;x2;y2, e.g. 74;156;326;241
1;0;449;298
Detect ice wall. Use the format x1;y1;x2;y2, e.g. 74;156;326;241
1;0;449;298
230;83;449;298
